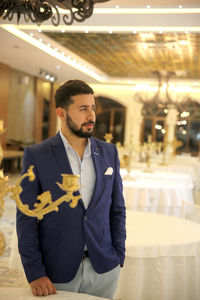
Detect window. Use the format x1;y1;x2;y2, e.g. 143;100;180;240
176;101;200;155
141;103;167;143
94;96;126;144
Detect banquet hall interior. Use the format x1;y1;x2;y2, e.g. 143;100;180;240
0;0;200;299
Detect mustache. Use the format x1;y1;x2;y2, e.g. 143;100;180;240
82;121;95;126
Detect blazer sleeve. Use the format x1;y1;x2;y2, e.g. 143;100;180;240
16;147;47;283
110;145;126;267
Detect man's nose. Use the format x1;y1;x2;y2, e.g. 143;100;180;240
87;110;95;120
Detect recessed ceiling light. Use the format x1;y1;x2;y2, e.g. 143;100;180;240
146;5;151;9
178;5;183;8
39;38;43;42
109;30;112;34
61;29;65;33
47;43;51;47
185;31;188;34
115;5;120;9
85;30;89;33
38;28;42;32
133;30;137;34
56;65;61;69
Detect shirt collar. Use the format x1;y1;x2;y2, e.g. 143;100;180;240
59;129;91;157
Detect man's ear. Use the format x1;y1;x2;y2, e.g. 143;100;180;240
56;107;66;120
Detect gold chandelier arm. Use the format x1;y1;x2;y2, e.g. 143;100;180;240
0;192;5;218
0;177;9;218
9;165;82;220
69;195;82;208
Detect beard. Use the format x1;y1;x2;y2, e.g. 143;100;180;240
66;114;95;138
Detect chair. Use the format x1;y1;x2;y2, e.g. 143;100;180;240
181;201;200;224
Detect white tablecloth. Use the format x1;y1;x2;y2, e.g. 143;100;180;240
131;156;200;202
115;210;200;300
121;169;194;217
0;288;109;300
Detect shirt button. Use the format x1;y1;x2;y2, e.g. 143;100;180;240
84;216;88;221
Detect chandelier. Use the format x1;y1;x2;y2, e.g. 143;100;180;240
0;0;109;26
134;71;193;109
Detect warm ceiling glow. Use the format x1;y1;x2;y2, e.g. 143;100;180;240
1;24;106;82
8;25;200;33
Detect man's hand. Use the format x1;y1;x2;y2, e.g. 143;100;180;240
30;276;57;296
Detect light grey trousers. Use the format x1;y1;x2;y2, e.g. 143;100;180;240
54;258;120;299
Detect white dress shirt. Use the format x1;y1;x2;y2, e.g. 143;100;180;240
59;130;96;210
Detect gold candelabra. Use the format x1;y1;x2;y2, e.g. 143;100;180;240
141;135;156;172
0;122;82;256
117;136;136;180
9;166;82;220
104;133;113;143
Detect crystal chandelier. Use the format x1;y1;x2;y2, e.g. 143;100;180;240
0;0;109;26
134;71;193;108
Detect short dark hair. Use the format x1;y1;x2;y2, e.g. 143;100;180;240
55;79;94;109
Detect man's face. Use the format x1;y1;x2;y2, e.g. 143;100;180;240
65;94;96;138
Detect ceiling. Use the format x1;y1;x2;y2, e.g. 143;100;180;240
0;0;200;85
44;31;200;79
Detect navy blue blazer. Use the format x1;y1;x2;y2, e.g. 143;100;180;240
17;133;126;283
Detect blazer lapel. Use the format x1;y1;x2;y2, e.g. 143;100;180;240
50;133;73;175
89;138;109;208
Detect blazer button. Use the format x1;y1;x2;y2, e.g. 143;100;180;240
84;216;88;221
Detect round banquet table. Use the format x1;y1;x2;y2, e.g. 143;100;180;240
115;210;200;300
0;288;109;300
121;169;194;217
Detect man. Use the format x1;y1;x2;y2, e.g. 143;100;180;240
17;80;126;299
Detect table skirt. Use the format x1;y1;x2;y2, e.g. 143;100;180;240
115;255;200;300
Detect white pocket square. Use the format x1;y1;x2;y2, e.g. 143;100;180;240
104;167;113;175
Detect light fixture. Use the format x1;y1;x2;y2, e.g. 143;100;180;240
39;69;57;82
133;71;194;109
0;0;109;26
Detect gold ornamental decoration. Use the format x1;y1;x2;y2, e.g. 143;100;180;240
104;133;113;143
0;121;82;256
2;166;82;221
10;166;82;220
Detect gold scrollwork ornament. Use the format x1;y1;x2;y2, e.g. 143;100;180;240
0;175;8;256
9;166;82;220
